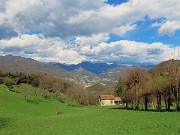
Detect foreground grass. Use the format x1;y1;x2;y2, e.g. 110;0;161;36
0;84;180;135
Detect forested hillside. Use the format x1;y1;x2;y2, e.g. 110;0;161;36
115;60;180;111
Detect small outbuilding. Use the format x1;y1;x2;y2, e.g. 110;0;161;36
99;95;122;106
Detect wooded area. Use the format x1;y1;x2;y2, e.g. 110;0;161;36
115;60;180;111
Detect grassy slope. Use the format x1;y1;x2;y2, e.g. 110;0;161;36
0;84;180;135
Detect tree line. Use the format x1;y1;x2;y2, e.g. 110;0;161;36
115;60;180;112
0;70;89;106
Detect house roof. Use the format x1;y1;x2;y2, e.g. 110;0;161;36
114;97;122;101
99;95;115;100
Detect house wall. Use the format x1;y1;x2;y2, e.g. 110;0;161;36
100;99;115;106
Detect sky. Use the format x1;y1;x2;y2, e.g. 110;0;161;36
0;0;180;65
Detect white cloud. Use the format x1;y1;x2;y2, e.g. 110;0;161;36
0;0;179;38
159;21;180;36
79;40;179;64
0;33;179;64
74;33;109;46
111;24;137;36
152;22;163;27
0;34;86;64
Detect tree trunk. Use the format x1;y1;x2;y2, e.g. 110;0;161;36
156;92;161;112
131;101;134;110
135;99;139;110
126;102;129;110
134;84;139;110
144;95;148;111
176;85;180;111
163;94;167;111
167;90;171;111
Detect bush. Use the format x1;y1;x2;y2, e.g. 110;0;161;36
3;78;14;90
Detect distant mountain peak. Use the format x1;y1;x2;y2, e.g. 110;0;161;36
51;61;119;74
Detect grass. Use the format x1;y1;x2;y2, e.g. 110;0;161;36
0;84;180;135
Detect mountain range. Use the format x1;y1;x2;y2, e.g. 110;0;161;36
0;55;155;87
50;61;119;74
50;61;154;74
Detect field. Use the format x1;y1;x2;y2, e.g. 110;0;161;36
0;84;180;135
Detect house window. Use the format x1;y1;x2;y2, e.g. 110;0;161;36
111;100;113;104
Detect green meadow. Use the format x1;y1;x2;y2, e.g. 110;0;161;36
0;84;180;135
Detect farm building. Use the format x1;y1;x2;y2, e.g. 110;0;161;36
99;95;122;106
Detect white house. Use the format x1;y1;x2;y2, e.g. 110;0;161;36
99;95;122;106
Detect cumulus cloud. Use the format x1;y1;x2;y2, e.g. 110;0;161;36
85;40;175;64
0;34;86;64
159;21;180;36
111;24;137;36
0;0;179;38
0;33;179;64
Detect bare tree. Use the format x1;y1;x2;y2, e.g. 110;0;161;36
122;67;144;110
66;82;89;106
139;73;153;111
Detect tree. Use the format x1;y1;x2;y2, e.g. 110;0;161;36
66;82;89;106
39;75;53;99
16;73;28;84
152;74;168;111
164;59;180;111
171;62;180;111
123;67;144;110
115;78;124;97
31;78;40;87
3;78;14;91
139;73;153;111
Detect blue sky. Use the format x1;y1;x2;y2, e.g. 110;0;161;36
106;0;128;5
0;0;179;65
106;1;179;48
108;17;180;47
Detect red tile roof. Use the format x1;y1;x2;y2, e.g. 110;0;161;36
99;95;115;100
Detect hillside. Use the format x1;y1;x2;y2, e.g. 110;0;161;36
0;55;72;78
70;67;98;86
85;83;106;93
99;65;130;82
148;59;180;75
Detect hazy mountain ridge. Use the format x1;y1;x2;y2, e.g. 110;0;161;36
51;61;118;74
66;64;131;86
52;62;154;86
0;55;72;78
